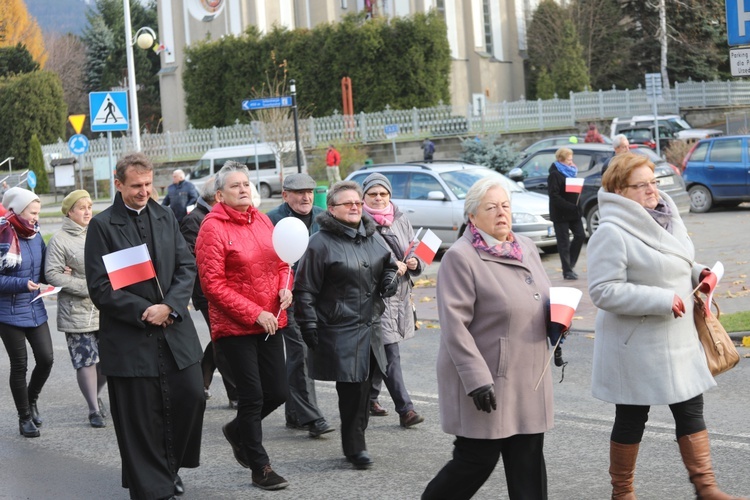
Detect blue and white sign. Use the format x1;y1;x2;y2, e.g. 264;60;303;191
242;96;293;111
68;134;90;155
26;171;37;190
384;124;400;139
89;91;129;132
727;0;750;46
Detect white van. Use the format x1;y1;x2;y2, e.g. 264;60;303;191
610;115;722;141
187;142;307;199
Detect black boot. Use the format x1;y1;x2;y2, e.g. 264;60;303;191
18;414;40;438
29;400;42;427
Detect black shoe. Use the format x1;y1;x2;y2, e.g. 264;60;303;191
98;397;108;418
252;464;289;490
222;422;250;469
285;419;308;431
346;450;373;470
29;401;42;427
308;419;334;438
88;411;106;428
173;474;184;496
18;416;40;438
563;272;578;280
399;410;425;428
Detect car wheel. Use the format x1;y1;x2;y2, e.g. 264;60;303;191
259;183;272;199
542;245;558;254
585;206;601;236
688;185;713;213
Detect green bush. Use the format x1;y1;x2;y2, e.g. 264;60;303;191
460;137;522;174
27;134;49;194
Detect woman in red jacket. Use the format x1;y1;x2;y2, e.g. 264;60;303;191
195;161;292;491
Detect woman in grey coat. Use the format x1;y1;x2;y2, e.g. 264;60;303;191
361;173;425;428
45;190;107;428
587;153;740;500
422;177;557;500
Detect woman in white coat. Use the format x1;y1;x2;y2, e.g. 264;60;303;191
587;153;740;500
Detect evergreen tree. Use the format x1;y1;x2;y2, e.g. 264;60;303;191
536;67;556;99
526;0;569;99
82;15;113;92
0;43;39;77
27;135;49;194
550;20;590;96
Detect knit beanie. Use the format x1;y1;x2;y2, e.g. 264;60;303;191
2;187;40;215
61;190;91;215
362;173;392;196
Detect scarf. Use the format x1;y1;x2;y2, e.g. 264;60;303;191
362;202;395;227
468;222;523;262
645;199;673;233
0;213;38;269
554;161;578;178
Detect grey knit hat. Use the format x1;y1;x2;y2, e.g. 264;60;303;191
362;173;392;196
3;187;40;214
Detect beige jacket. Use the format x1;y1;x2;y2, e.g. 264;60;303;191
436;231;554;439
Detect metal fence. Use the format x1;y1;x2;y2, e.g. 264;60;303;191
42;78;750;168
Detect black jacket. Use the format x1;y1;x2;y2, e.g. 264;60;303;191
547;164;583;222
294;212;398;382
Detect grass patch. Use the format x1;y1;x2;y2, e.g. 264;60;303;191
721;310;750;333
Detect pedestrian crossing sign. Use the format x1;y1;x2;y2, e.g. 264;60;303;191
89;91;129;132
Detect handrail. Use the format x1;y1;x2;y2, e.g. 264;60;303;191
0;157;13;172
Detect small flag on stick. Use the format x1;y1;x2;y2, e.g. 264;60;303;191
404;227;423;258
549;287;584;329
698;261;724;315
414;229;442;265
102;244;157;290
565;177;585;194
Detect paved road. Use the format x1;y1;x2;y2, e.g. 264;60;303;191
2;198;744;499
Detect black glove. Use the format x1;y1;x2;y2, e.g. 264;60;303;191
380;274;399;298
301;329;318;350
469;384;497;413
547;322;567;347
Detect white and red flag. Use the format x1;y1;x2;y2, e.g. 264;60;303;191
549;287;584;329
403;227;423;258
698;261;724;315
565;177;585;194
414;229;442;265
102;244;157;290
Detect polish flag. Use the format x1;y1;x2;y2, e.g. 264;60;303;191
549;287;583;329
102;244;157;290
565;177;585;194
414;229;442;265
404;227;423;258
698;261;724;314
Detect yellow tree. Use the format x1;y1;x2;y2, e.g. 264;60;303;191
0;0;46;67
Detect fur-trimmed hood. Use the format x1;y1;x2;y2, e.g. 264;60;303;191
315;211;378;238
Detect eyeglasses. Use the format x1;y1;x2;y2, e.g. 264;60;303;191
624;179;659;190
366;191;390;198
331;201;364;208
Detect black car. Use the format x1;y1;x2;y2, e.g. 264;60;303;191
508;144;689;235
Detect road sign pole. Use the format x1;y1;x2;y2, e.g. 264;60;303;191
123;0;141;152
107;132;115;202
78;154;84;189
392;138;398;162
290;80;302;174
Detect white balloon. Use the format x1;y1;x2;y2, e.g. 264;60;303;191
272;217;310;264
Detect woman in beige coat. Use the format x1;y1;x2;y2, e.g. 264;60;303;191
422;176;556;500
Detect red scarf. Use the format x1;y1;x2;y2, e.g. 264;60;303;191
0;212;38;269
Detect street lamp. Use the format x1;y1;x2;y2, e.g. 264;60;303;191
123;0;156;152
289;79;302;173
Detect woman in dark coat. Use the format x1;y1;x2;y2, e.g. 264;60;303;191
294;180;399;470
0;187;53;438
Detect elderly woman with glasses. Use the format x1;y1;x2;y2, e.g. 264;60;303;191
587;153;737;499
294;180;399;470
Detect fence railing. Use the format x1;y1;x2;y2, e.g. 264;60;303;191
42;78;750;169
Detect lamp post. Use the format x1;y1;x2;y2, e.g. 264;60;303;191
123;0;155;152
289;79;302;173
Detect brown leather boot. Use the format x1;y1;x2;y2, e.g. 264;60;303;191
610;441;639;499
678;430;746;500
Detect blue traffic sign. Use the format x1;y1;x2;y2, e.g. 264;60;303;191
90;91;129;132
384;124;400;138
242;96;293;111
727;0;750;46
68;134;90;155
26;171;37;190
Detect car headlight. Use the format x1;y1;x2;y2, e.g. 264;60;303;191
512;212;539;224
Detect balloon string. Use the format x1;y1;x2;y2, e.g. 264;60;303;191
266;268;292;341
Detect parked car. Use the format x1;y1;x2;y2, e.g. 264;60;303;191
619;125;677;152
682;135;750;213
345;161;559;251
611;115;722;141
521;134;613;157
508;144;690;235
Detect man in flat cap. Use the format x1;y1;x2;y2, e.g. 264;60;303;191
266;174;333;438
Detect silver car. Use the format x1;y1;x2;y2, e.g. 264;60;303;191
345;162;558;251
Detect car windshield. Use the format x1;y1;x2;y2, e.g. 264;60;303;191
440;168;522;199
671;118;692;131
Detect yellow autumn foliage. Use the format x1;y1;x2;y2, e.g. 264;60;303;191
0;0;47;67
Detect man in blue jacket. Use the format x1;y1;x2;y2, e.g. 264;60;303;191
266;174;333;438
162;169;198;223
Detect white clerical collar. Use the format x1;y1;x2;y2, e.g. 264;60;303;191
124;203;147;215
